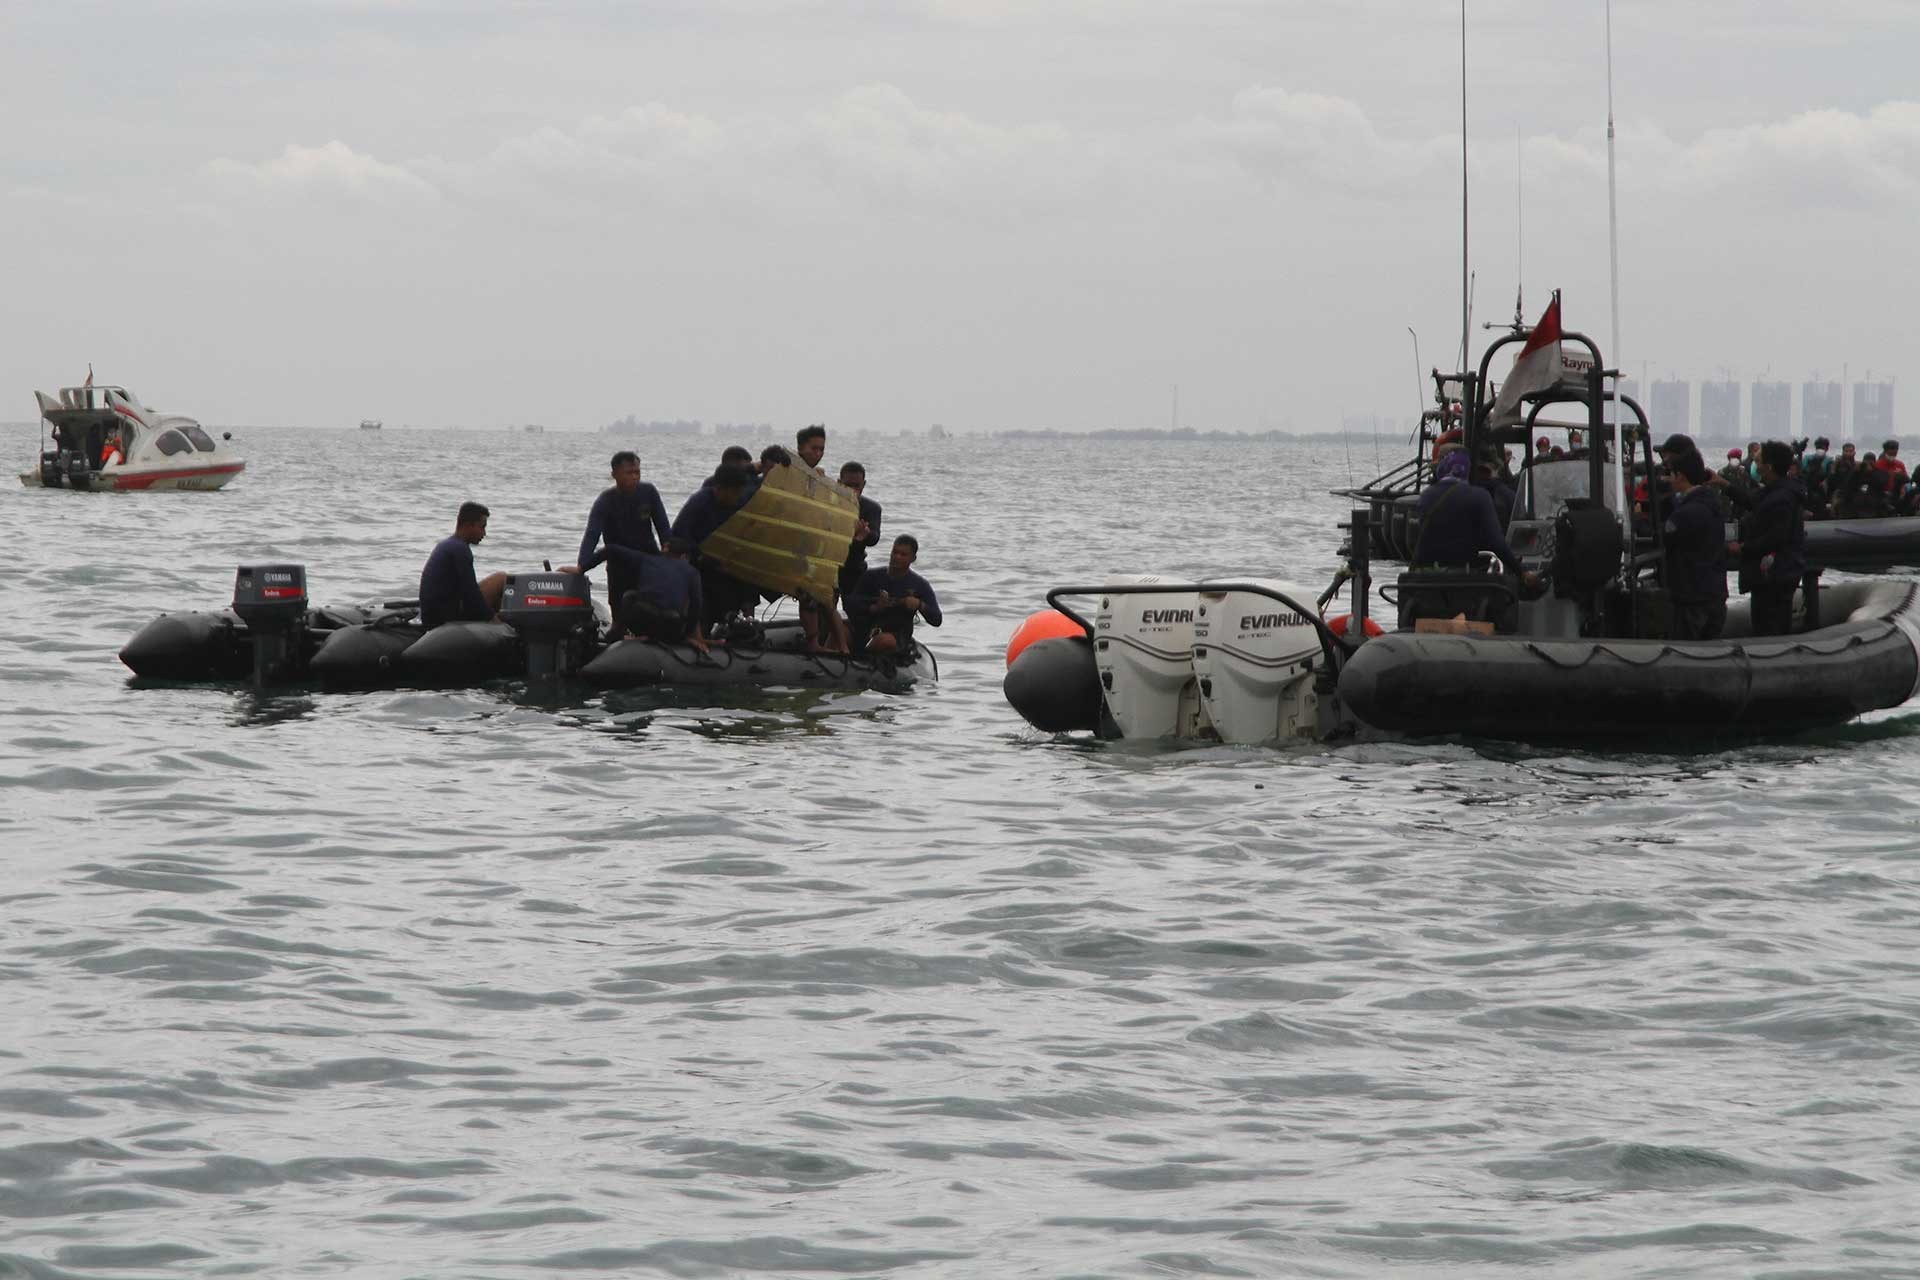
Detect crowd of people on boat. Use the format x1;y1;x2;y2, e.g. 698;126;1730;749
416;425;941;662
1415;430;1819;642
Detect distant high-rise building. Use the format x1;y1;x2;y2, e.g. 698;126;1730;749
1855;380;1895;442
1803;381;1843;440
1699;380;1740;439
1651;379;1690;434
1751;381;1791;439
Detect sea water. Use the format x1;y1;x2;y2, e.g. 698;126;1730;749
3;423;1918;1278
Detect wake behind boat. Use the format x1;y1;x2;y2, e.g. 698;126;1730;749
23;378;244;491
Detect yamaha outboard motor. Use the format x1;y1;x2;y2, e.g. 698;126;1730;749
499;571;596;678
232;563;309;686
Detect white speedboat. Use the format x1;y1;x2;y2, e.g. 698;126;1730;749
23;382;245;491
359;419;382;431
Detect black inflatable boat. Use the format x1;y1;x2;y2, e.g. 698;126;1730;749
121;564;936;695
1338;578;1920;740
1006;311;1920;747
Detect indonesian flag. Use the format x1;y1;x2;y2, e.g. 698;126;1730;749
84;363;93;389
1486;293;1562;427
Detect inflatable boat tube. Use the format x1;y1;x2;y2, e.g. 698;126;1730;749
308;620;425;689
120;604;411;682
1004;634;1103;732
582;635;935;692
1338;579;1920;741
1804;518;1920;572
395;621;522;685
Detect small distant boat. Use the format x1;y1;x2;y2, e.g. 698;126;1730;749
359;419;382;431
23;380;245;491
523;424;545;434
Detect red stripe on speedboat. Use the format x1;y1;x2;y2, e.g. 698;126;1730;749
111;463;246;490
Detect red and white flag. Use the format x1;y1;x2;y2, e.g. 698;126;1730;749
1486;293;1562;427
83;363;93;389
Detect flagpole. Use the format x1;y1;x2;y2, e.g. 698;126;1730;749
1605;0;1627;530
1460;0;1470;376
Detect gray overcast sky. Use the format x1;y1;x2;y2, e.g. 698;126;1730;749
4;1;1914;432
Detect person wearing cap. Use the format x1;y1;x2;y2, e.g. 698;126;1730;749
1662;451;1729;640
1534;435;1552;462
1657;433;1696;461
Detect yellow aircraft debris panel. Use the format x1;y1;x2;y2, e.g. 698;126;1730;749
702;463;859;606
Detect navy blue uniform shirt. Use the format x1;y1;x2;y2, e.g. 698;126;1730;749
839;495;883;591
671;486;747;549
1413;478;1523;574
419;535;488;630
846;566;942;646
577;483;670;571
1663;486;1729;603
628;555;703;620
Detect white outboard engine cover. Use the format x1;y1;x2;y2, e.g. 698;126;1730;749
1193;579;1324;744
1093;575;1208;739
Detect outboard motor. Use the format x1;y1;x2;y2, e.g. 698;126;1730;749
1093;575;1208;739
499;571;596;678
232;563;309;686
1192;580;1326;744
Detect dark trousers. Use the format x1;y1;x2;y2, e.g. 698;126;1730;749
696;563;754;629
1749;586;1796;637
1670;598;1727;642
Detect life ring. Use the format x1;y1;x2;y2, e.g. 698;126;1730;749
1326;613;1385;639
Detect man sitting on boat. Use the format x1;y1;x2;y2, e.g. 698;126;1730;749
672;463;757;629
562;450;671;640
419;501;507;629
1405;447;1540;630
845;535;941;657
618;537;711;654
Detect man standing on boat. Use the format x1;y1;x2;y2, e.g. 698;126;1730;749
419;502;507;629
1662;451;1729;641
1730;440;1807;637
672;463;757;629
562;451;671;639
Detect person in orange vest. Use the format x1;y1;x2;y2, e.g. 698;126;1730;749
100;434;125;467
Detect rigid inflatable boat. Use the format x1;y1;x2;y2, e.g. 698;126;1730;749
1006;307;1920;746
121;564;936;695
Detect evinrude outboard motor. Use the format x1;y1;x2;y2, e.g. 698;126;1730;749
1192;580;1327;744
232;563;309;686
1094;575;1207;739
499;572;596;678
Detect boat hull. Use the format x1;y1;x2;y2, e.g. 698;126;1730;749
1337;580;1920;740
582;636;934;692
21;462;245;491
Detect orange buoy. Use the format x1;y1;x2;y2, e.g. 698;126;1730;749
1326;613;1384;639
1006;609;1084;666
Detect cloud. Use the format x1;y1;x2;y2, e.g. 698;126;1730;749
208;139;440;203
1205;87;1459;196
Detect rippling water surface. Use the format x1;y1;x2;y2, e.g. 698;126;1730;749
4;423;1920;1278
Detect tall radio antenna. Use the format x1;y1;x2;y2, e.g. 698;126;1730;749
1460;0;1470;377
1605;0;1627;526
